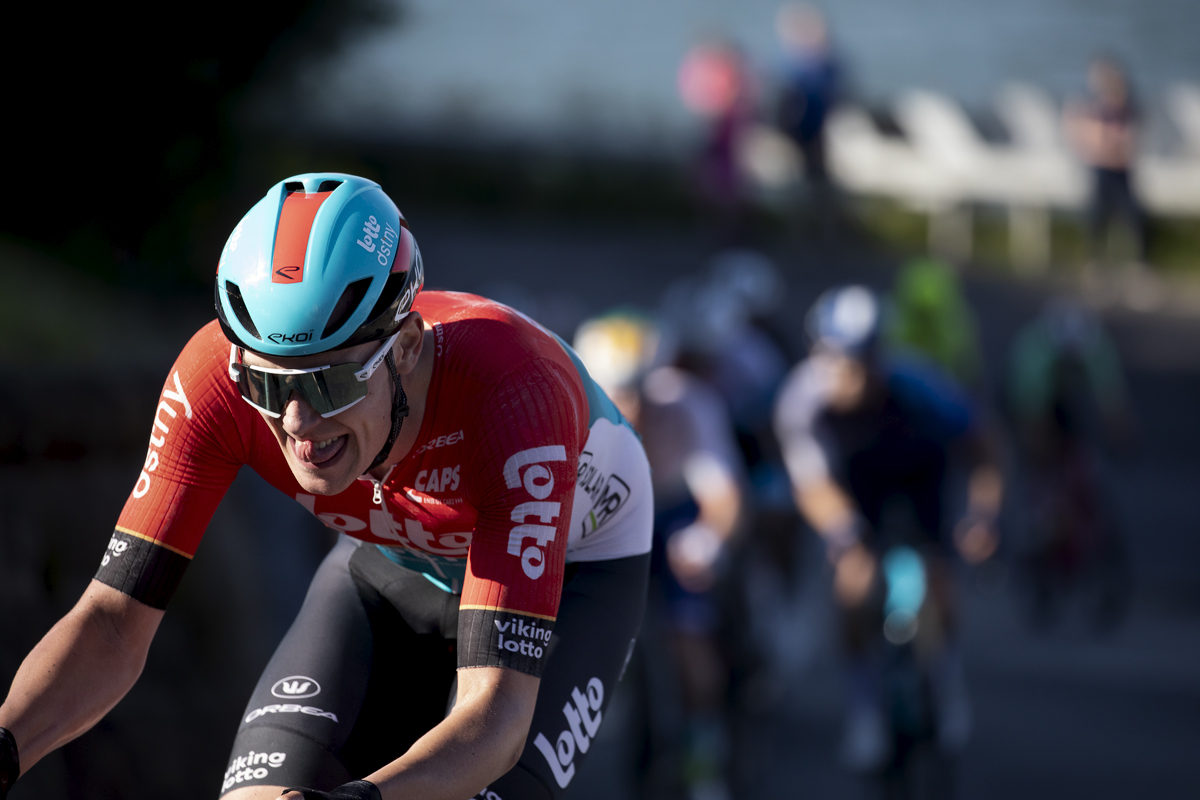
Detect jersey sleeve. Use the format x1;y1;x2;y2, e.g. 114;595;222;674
94;322;252;609
456;357;585;676
774;358;836;489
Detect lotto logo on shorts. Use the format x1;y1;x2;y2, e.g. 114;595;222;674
503;446;567;579
532;677;605;788
221;750;286;793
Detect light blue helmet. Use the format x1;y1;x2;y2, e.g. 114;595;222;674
807;285;881;356
215;173;424;356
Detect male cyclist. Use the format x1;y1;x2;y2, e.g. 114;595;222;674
0;174;652;800
773;286;1001;770
573;311;744;800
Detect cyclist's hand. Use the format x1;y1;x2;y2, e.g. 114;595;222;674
954;515;998;564
833;543;876;607
666;522;723;592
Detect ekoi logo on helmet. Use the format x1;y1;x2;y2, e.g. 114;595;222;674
267;330;315;344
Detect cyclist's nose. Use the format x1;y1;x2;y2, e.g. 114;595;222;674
279;391;324;436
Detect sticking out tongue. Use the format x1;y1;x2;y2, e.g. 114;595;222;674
292;435;346;465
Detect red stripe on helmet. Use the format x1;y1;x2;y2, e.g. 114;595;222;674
272;191;333;284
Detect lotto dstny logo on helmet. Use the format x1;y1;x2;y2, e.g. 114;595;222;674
271;676;321;699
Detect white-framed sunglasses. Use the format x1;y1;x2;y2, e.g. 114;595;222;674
228;326;403;418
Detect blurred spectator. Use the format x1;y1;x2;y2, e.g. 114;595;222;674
884;257;984;391
775;4;842;208
1064;56;1149;268
575;310;745;800
679;38;758;244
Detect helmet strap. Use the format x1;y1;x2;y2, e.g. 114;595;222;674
367;348;409;472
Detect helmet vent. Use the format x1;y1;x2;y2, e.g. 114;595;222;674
363;271;408;325
323;278;375;340
284;181;305;193
317;180;343;193
224;281;262;340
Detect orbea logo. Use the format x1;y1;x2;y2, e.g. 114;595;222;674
503;446;567;579
271;675;320;699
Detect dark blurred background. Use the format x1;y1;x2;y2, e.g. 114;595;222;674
2;0;1198;798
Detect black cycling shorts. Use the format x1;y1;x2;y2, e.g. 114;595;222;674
218;537;648;799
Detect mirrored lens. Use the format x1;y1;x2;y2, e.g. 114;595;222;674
238;362;369;417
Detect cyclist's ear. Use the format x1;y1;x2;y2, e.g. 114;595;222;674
394;312;425;371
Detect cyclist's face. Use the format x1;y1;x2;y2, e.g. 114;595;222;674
243;317;421;495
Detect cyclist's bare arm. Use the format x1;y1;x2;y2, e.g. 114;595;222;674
0;580;163;771
226;666;538;800
794;476;857;545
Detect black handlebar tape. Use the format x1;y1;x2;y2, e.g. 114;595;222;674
0;727;19;800
284;780;383;800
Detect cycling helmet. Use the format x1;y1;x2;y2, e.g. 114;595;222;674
215;173;423;357
573;310;666;395
807;285;880;356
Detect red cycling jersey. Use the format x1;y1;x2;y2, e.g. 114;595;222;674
96;291;591;675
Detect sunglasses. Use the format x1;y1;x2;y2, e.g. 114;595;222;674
228;328;402;418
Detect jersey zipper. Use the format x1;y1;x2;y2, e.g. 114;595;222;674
363;465;397;507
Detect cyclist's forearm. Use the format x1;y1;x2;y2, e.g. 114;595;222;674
364;667;537;800
0;581;162;771
794;478;856;539
695;481;742;540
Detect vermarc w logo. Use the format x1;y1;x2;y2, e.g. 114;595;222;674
271;675;321;699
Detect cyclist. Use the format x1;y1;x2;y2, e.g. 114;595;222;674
884;257;983;392
773;286;1002;770
1007;298;1134;627
573;310;744;800
0;174;652;800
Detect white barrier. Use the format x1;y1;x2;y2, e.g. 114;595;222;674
745;82;1200;266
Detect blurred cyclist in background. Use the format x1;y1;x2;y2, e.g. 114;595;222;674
884;257;984;393
1007;299;1135;628
774;286;1002;771
575;311;745;800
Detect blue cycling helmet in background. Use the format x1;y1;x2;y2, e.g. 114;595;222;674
806;285;880;357
215;172;424;357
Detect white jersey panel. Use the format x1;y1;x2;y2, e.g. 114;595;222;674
566;418;653;562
